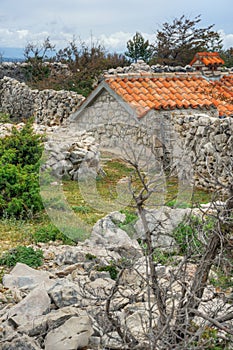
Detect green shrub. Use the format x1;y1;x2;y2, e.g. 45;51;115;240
166;199;191;208
209;268;233;291
0;113;11;123
97;261;118;280
72;205;92;214
153;249;174;265
119;209;138;225
32;224;75;245
0;121;44;218
0;246;43;268
173;216;203;254
0;121;43;167
118;210;138;237
173;216;215;255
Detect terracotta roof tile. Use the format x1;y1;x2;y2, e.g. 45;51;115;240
105;74;233;117
190;52;225;66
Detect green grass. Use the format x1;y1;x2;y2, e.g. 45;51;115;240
165;176;212;207
0;156;214;256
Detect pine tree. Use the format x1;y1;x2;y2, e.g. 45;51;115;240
153;15;223;66
125;32;153;63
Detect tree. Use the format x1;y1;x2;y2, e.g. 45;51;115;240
153;15;223;66
55;37;128;96
220;47;233;67
125;32;153;62
23;37;56;82
24;37;56;62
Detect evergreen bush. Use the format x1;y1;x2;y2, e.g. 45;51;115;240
0;121;44;218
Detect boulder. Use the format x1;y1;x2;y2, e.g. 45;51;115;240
134;207;191;252
44;316;93;350
1;334;41;350
48;280;82;308
7;286;50;327
3;263;52;291
90;212;143;259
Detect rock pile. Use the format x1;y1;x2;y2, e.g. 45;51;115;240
0;122;26;137
0;212;145;349
1;209;231;349
0;122;101;182
42;128;101;180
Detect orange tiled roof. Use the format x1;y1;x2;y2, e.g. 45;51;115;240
105;75;233;117
190;52;224;66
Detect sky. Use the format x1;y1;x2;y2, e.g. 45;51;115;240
0;0;233;58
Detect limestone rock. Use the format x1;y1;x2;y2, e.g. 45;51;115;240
44;316;93;350
3;262;52;291
1;334;41;350
41;130;101;181
134;207;191;252
90;212;142;259
48;280;82;308
17;306;88;337
7;286;50;327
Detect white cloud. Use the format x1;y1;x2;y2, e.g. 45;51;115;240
1;26;233;56
85;31;156;53
16;30;29;40
219;30;233;49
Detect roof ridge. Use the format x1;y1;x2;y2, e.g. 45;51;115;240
105;72;203;80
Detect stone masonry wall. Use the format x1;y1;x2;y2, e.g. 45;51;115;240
0;61;71;82
0;77;84;125
172;113;233;191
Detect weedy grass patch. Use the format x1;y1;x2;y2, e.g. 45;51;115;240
0;155;215;257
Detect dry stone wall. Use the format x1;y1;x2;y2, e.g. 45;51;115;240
0;77;84;125
0;61;71;82
104;59;233;77
172;113;233;191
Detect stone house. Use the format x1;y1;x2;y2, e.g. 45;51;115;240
70;72;233;144
70;71;233;190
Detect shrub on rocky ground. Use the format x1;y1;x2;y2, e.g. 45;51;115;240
0;120;44;218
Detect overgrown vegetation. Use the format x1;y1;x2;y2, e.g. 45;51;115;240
24;37;129;96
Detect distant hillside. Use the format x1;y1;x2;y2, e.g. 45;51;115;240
0;47;24;62
1;57;24;62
